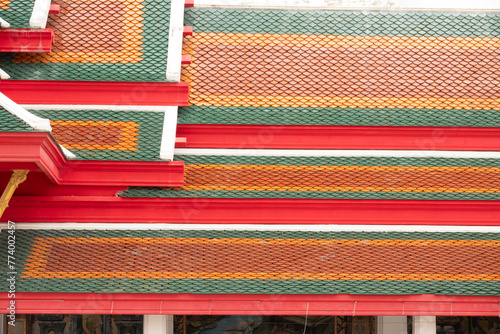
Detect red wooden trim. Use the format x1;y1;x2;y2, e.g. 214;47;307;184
3;197;499;224
0;81;189;106
0;29;54;53
185;0;194;7
0;132;185;187
183;26;193;36
176;124;500;151
1;293;499;315
49;4;61;14
181;55;192;64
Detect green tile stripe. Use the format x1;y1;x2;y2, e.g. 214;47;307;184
0;0;34;28
185;8;500;37
0;0;171;82
172;155;500;167
0;107;35;132
178;106;500;127
121;188;500;200
7;278;500;295
30;110;164;161
2;230;499;295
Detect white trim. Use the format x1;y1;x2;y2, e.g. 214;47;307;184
0;93;51;131
174;148;500;159
159;106;179;161
0;68;10;80
144;315;171;334
193;0;500;11
0;17;10;28
165;0;186;82
60;146;77;160
29;0;51;28
21;104;170;112
413;316;436;334
3;223;500;233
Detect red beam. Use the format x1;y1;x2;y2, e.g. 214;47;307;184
176;124;500;151
0;81;189;106
185;0;194;7
1;293;499;315
3;197;500;225
183;26;193;36
0;132;184;187
0;29;54;52
49;4;61;14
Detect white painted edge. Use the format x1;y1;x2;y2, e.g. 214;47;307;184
21;104;171;112
174;148;500;158
0;92;51;131
165;0;186;82
0;17;10;28
2;223;500;233
160;106;179;161
0;68;10;80
29;0;51;28
60;146;77;160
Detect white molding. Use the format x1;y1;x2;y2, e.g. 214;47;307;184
21;104;170;112
3;223;500;233
29;0;51;28
174;148;500;159
159;106;178;161
0;17;10;28
194;0;500;11
60;146;77;160
165;0;186;82
0;93;52;131
0;68;10;80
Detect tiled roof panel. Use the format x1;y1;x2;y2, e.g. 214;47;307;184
30;109;164;160
181;9;500;127
0;0;34;28
122;155;500;200
0;0;171;81
0;106;35;131
4;229;500;295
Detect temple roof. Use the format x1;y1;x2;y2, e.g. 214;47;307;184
4;229;500;295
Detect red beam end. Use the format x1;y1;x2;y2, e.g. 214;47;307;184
183;26;193;36
185;0;194;7
49;4;61;14
181;55;192;64
0;29;54;53
175;137;187;147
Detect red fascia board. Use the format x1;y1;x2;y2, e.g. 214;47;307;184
0;28;54;53
3;197;500;224
1;293;499;316
0;80;189;106
0;132;184;187
176;124;500;151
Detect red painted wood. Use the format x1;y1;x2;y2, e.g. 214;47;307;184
0;81;189;106
176;124;500;150
3;197;499;225
1;293;499;315
183;26;193;36
0;29;54;52
181;55;192;64
0;132;185;187
49;4;61;14
185;0;194;7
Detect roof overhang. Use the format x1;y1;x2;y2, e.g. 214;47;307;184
1;293;499;315
0;132;184;187
0;80;190;106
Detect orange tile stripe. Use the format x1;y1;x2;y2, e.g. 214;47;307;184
13;0;145;64
22;237;500;281
189;32;500;50
0;0;10;9
181;164;500;193
51;120;139;151
189;95;500;110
